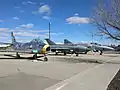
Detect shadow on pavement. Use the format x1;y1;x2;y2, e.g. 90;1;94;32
107;69;120;90
0;54;44;61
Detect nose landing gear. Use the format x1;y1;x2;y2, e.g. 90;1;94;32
33;53;48;61
100;50;103;55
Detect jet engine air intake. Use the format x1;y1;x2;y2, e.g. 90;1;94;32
41;45;50;54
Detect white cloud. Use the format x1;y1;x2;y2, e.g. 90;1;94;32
0;28;47;42
22;1;36;5
11;29;48;33
66;16;91;24
39;5;51;15
0;28;9;37
28;1;36;4
32;11;38;15
45;32;64;36
20;10;24;13
40;2;44;5
0;28;9;32
13;17;20;20
15;6;21;9
22;2;28;5
19;23;34;29
0;20;4;22
14;32;39;37
42;16;50;20
10;29;48;38
0;27;64;42
29;30;48;33
51;33;64;36
74;13;79;16
0;28;47;38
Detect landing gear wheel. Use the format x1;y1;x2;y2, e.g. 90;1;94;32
72;51;74;54
55;52;58;55
84;51;88;54
64;52;67;55
100;50;103;55
76;53;79;56
33;53;37;60
16;52;20;58
44;57;48;61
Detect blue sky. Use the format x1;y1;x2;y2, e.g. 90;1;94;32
0;0;117;44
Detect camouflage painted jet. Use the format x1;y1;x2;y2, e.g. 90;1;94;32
1;32;50;61
64;39;90;54
45;39;90;56
64;39;114;55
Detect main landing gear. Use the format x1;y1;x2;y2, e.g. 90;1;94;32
16;52;21;58
43;54;48;61
84;51;88;54
33;53;37;60
55;52;58;55
75;53;79;56
64;52;67;55
100;50;103;55
33;53;48;61
71;51;79;56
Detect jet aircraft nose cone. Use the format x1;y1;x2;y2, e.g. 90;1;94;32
46;46;50;51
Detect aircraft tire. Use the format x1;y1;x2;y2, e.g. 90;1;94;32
33;54;37;60
55;52;58;55
44;57;48;61
84;51;88;54
64;52;67;55
16;52;20;58
76;53;79;56
100;50;103;55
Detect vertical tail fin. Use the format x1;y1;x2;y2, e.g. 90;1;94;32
11;32;16;44
64;39;73;45
45;39;56;45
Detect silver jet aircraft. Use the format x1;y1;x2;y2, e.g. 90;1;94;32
1;32;50;61
45;39;90;56
89;43;114;55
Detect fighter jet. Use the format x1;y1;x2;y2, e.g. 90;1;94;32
64;39;90;54
89;43;114;55
1;32;50;61
64;39;114;55
45;39;90;56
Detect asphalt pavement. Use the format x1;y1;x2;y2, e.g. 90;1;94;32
0;52;120;90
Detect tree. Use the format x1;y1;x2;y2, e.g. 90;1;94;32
92;0;120;40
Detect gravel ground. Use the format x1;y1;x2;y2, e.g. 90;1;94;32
107;69;120;90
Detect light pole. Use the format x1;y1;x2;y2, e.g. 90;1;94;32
48;22;51;40
48;22;51;53
92;32;94;43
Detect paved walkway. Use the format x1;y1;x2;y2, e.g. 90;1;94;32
45;57;120;90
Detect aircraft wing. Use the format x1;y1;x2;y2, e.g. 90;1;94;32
0;50;33;54
50;47;70;50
